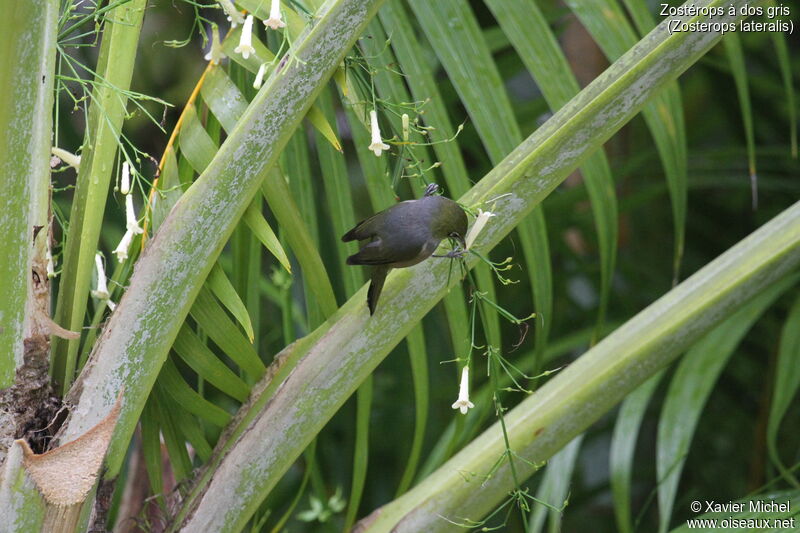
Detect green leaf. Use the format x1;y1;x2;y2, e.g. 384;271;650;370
722;32;758;208
395;325;428;496
201;65;249;134
621;0;659;35
528;435;584;533
0;0;58;385
242;198;292;273
178;104;218;173
769;32;797;158
262;168;339;318
153;385;193;481
314;87;360;295
767;291;800;487
343;377;372;532
306;104;342;152
207;262;256;342
610;371;664;533
158;357;232;427
174;407;214;463
140;399;165;504
173;324;251;403
190;286;265;381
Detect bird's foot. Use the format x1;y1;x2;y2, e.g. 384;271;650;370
433;249;467;259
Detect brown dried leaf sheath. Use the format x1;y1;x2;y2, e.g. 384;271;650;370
18;392;122;507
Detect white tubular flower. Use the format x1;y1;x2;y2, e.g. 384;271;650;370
51;147;81;169
234;15;256;59
204;24;226;64
264;0;286;30
125;194;143;235
219;0;244;27
91;253;110;300
464;208;496;250
253;62;267;89
113;228;133;262
46;249;55;278
451;366;474;415
401;113;409;142
368;109;390;157
120;161;131;195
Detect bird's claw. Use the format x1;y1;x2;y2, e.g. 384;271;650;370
433;248;467;259
424;183;440;197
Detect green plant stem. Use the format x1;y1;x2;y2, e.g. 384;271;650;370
0;0;59;386
51;0;148;394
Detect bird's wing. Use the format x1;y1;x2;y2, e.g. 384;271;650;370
346;238;425;266
342;200;419;242
342;213;383;242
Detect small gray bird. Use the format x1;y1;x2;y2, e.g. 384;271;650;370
342;187;467;315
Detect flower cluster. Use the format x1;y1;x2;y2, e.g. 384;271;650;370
211;0;287;66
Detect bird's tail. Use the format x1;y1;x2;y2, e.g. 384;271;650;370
367;267;389;315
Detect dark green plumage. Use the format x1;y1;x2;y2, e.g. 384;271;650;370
342;194;467;315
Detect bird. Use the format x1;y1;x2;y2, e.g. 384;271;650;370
342;185;467;315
